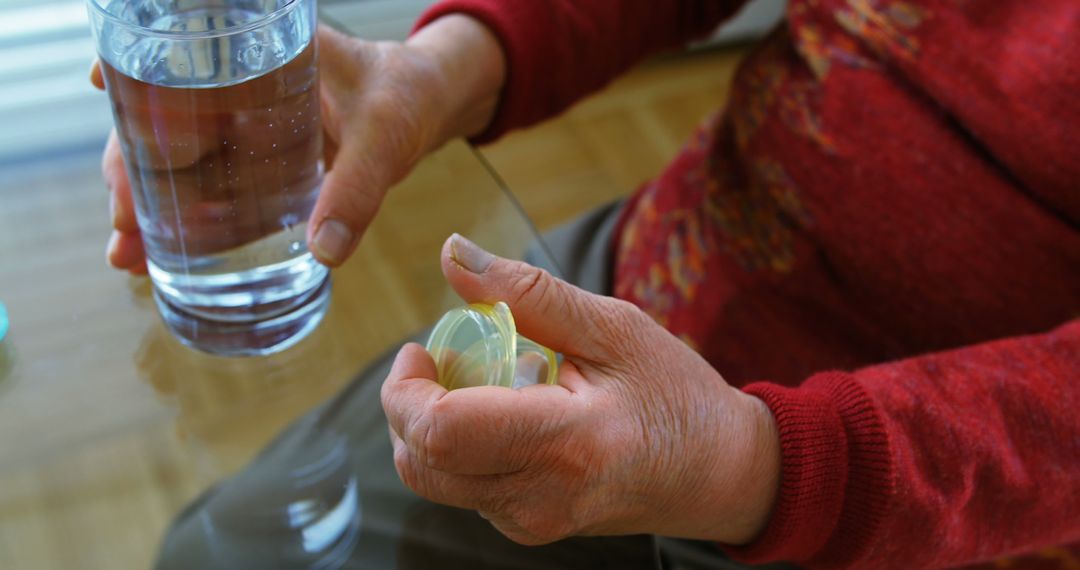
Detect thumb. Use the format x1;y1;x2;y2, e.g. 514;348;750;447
306;104;422;267
306;135;386;266
439;233;635;360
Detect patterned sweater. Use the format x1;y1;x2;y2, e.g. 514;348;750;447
415;1;1080;568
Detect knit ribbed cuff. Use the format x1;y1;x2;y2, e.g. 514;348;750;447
725;372;894;567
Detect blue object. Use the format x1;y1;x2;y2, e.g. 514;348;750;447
0;301;7;342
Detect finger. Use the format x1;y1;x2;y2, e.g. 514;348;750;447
102;130;123;190
90;59;104;90
107;231;145;270
415;382;581;475
305;137;379;266
440;233;634;360
101;92;217;171
108;178;139;234
322;134;339;172
129;258;148;276
390;433;512;513
102;131;141;235
381;343;448;459
306;93;423;267
383;346;592;475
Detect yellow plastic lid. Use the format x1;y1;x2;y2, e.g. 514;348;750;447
425;302;558;390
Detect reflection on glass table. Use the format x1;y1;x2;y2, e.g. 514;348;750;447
153;329;658;570
0;134;661;569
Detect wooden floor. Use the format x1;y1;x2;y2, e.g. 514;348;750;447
483;44;748;231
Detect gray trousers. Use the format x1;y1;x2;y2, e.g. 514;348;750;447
525;199;622;295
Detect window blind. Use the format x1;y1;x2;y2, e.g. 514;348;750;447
0;0;438;165
0;0;781;165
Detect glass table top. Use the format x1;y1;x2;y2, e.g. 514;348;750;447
0;10;670;568
0;123;670;570
0;136;660;569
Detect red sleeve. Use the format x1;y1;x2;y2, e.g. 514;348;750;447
728;319;1080;569
413;1;745;143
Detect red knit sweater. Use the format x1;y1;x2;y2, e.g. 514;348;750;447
415;1;1080;568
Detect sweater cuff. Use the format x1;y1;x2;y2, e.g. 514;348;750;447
726;372;894;567
412;1;524;144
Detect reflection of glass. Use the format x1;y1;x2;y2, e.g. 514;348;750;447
198;433;361;568
155;335;662;570
136;293;353;478
86;0;328;356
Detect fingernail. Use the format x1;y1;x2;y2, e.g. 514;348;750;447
312;219;354;265
450;233;495;274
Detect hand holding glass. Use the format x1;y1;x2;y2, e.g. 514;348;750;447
88;0;328;355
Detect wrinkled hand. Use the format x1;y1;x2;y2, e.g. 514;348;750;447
92;17;505;273
381;235;781;546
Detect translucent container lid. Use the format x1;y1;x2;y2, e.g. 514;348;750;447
425;302;557;390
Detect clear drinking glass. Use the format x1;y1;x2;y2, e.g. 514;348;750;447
87;0;329;356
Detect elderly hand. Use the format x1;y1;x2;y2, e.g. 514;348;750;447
381;234;781;546
92;16;506;273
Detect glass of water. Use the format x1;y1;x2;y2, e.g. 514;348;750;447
87;0;330;356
